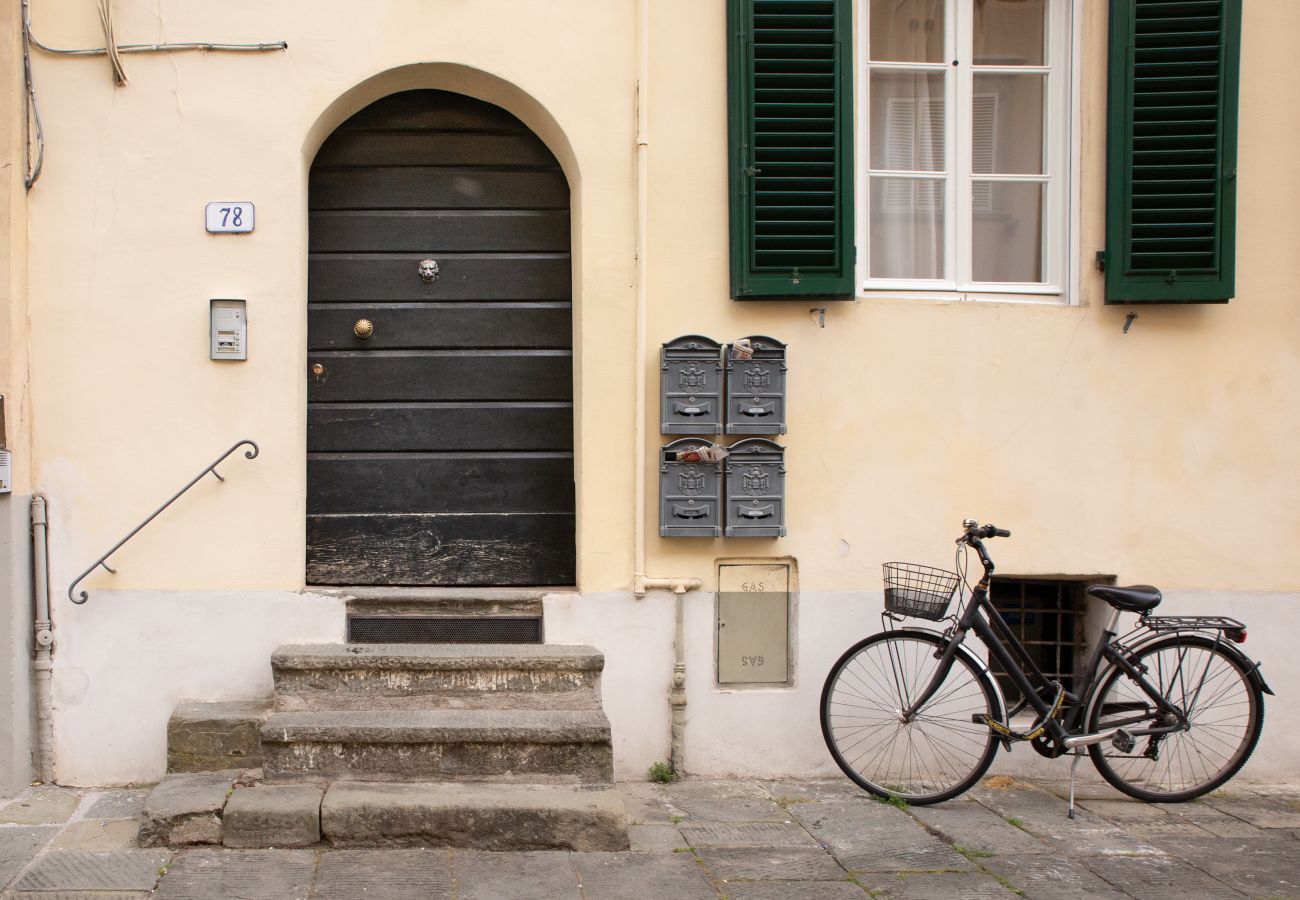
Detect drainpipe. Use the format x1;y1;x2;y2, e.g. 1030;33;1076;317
30;496;54;783
631;0;704;774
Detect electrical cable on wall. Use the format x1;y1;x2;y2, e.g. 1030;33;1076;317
20;0;288;189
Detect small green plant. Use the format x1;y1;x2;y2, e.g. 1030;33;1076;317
954;845;994;860
647;761;677;784
670;814;684;824
872;792;909;810
1004;815;1024;829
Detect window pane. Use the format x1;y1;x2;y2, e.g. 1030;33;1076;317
973;0;1046;66
972;182;1043;282
869;72;946;172
971;74;1045;175
869;177;945;279
869;0;945;63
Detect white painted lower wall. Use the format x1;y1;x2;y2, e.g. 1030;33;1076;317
49;587;1298;786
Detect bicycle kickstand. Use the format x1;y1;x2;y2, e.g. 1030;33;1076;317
1067;751;1082;819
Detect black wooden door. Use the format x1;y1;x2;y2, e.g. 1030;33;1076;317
306;91;575;586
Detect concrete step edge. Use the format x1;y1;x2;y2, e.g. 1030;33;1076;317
272;642;604;671
260;709;612;744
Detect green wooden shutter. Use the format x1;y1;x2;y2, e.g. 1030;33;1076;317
1105;0;1241;303
728;0;853;300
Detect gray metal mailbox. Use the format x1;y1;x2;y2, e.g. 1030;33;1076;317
660;439;723;537
725;336;787;435
661;335;724;435
724;438;786;538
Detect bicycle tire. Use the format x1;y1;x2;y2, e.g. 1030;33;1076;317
1087;633;1264;802
820;631;1002;804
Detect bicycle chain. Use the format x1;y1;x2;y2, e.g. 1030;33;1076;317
978;684;1066;743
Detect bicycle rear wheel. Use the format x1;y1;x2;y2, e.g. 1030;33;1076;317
1087;633;1264;802
820;631;1002;804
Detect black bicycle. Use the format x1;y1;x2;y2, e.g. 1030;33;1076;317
820;519;1272;809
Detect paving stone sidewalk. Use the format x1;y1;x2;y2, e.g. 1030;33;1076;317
2;777;1298;898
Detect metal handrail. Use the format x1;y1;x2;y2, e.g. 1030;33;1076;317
68;439;260;604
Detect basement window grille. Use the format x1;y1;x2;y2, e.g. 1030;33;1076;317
987;577;1087;698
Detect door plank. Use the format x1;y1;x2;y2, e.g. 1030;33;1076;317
306;513;577;586
314;133;557;168
308;351;572;402
310;167;568;210
309;210;570;253
309;403;573;452
308;255;571;302
307;453;575;514
307;304;571;350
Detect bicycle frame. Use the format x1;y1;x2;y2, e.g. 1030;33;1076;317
898;538;1188;750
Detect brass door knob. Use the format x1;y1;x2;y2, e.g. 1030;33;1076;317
353;319;374;339
311;362;325;377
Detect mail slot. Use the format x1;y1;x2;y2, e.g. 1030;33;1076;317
660;439;724;537
725;336;787;435
661;335;724;435
724;438;786;538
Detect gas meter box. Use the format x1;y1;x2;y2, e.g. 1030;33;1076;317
659;438;724;537
660;335;724;435
724;438;786;538
725;336;787;435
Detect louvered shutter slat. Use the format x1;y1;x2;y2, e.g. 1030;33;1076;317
1105;0;1240;303
729;0;853;298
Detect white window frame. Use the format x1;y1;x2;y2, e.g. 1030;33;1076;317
855;0;1082;304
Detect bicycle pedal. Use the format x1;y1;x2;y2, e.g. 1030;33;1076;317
1111;728;1136;754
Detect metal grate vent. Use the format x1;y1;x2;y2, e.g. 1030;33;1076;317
346;616;542;644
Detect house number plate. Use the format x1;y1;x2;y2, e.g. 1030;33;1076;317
205;201;255;233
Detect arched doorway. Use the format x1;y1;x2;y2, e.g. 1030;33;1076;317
305;90;575;586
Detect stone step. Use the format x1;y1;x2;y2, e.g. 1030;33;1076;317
271;643;604;711
167;699;274;772
321;782;628;851
316;586;548;618
260;708;614;784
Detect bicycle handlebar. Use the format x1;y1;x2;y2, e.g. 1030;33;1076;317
960;520;1011;541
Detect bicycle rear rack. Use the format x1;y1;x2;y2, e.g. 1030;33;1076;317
1138;614;1246;642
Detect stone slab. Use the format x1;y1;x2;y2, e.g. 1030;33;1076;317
320;782;628;851
222;784;322;848
84;789;149;821
666;796;790;824
969;782;1165;858
1204;794;1300;829
272;642;603;670
862;872;1019;898
453;850;581;900
678;821;821;850
661;778;770;800
696;846;846;881
788;800;970;872
908;800;1047;855
12;849;172;892
49;819;145;850
570;851;717;900
980;853;1133;899
0;787;81;825
0;825;59;890
723;883;868;900
616;784;676;825
759;779;867;805
168;700;273;772
10;893;152;900
151;849;317;900
627;824;686;851
1145;834;1300;898
1079;853;1246;899
312;848;451;899
139;771;239;848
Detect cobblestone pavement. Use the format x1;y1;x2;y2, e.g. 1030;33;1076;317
1;777;1298;898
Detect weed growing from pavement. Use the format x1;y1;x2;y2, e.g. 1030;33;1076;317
647;762;677;784
954;845;994;860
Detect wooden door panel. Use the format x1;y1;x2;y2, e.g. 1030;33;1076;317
307;304;572;350
306;513;576;586
309;210;571;254
307;90;575;586
307;453;575;514
308;403;573;452
307;255;571;302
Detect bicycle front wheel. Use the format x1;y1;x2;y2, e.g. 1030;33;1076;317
820;631;1002;804
1088;634;1264;802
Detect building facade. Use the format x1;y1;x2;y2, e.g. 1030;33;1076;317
1;0;1296;790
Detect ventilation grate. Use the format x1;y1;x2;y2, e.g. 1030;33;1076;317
346;616;542;644
987;578;1086;698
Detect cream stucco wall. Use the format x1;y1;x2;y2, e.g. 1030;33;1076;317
13;0;1300;784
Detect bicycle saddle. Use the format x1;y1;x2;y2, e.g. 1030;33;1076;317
1086;583;1162;613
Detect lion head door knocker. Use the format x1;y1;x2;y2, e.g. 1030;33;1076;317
418;258;440;284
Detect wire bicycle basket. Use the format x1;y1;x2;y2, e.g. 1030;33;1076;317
883;562;962;621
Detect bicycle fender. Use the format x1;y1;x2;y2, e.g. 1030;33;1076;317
890;627;1010;724
1119;630;1274;697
